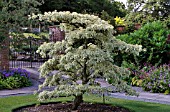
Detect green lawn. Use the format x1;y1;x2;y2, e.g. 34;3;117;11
0;94;170;112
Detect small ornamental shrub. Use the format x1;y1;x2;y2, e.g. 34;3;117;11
142;64;170;94
30;11;142;110
0;68;32;90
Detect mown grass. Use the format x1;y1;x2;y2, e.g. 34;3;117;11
0;94;170;112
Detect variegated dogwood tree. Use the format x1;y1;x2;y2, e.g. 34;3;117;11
30;11;142;110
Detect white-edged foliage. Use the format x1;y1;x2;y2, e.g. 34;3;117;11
30;11;142;101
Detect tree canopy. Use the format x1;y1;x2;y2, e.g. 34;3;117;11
127;0;170;21
0;0;43;43
39;0;126;17
30;11;142;110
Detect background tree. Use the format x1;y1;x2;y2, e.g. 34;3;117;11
39;0;127;26
39;0;126;16
126;0;170;24
0;0;43;43
0;0;43;70
30;11;142;110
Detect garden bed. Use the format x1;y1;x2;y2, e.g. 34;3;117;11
13;102;131;112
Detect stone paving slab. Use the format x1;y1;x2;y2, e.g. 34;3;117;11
0;68;170;105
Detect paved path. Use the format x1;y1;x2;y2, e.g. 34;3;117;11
0;68;170;105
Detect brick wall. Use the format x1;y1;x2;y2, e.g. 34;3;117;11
0;37;9;70
49;26;65;42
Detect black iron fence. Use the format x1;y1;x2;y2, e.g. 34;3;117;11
9;26;65;68
9;36;48;68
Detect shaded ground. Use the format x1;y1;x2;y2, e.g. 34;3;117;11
14;102;131;112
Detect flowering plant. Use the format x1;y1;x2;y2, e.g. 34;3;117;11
142;64;170;94
114;16;125;26
0;68;32;89
126;63;170;94
0;68;30;78
130;63;154;86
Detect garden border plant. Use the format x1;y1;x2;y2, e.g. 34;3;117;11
0;68;32;90
123;62;170;95
142;64;170;94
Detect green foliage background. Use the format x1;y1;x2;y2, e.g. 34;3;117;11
0;0;43;44
126;0;170;25
117;21;170;65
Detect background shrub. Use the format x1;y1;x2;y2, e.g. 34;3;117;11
0;68;32;90
117;21;170;65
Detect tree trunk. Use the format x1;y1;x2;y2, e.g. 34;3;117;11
0;35;9;70
72;94;83;110
72;40;87;110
